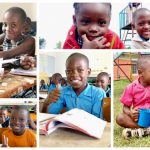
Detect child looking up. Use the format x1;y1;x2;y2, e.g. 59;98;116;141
47;53;106;118
63;3;124;49
131;8;150;49
2;106;36;147
96;72;111;98
0;7;35;59
116;56;150;139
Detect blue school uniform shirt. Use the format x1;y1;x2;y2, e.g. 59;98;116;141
48;84;63;93
48;84;106;118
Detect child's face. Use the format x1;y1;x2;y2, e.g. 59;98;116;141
0;110;8;123
139;63;150;86
66;57;91;90
3;12;25;41
73;3;110;41
51;75;60;85
133;11;150;39
10;109;28;135
96;75;109;90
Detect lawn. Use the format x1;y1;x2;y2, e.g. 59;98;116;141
114;79;150;147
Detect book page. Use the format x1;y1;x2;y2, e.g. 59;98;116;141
54;108;107;139
10;68;37;76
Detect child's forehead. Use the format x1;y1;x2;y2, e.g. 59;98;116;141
76;3;111;14
11;109;28;116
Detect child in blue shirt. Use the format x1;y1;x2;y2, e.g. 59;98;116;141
47;53;106;118
96;72;111;98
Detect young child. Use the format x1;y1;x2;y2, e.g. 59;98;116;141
96;72;111;98
116;55;150;139
48;73;63;93
0;107;10;128
131;8;150;49
63;3;124;49
46;53;106;118
39;79;48;91
0;7;35;59
1;106;36;147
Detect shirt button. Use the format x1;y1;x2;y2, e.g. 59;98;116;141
70;31;73;35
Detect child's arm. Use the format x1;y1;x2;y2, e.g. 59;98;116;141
123;105;139;122
0;36;35;59
28;117;37;130
20;55;36;70
42;84;61;113
82;34;110;49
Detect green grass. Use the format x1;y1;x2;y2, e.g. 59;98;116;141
114;79;150;147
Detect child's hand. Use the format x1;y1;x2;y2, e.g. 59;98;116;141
131;108;139;122
2;135;9;147
81;34;110;49
20;56;36;70
46;84;61;104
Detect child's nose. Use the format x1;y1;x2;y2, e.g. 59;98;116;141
143;23;150;29
88;24;98;32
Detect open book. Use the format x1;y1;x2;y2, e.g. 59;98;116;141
40;108;107;139
10;68;36;76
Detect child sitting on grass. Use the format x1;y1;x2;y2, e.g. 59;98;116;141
116;55;150;139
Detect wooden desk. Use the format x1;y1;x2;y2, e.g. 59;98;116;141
0;73;36;98
39;114;111;147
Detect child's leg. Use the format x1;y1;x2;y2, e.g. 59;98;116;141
116;113;139;128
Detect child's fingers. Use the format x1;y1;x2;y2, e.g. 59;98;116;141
56;84;61;90
82;34;89;42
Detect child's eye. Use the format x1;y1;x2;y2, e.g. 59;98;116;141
77;68;84;73
81;19;91;25
98;20;107;26
65;69;72;74
11;24;16;28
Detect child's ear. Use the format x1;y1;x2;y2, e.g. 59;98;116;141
73;15;77;26
138;68;143;77
88;68;91;76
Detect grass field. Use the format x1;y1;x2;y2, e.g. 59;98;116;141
114;79;150;147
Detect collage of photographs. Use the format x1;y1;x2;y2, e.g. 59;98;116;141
0;0;150;149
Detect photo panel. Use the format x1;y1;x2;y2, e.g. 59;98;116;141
0;3;37;98
0;99;37;147
39;50;112;147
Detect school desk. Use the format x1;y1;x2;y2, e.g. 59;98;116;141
0;72;36;98
39;113;111;147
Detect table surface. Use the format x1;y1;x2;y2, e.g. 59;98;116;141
39;113;111;147
0;72;36;98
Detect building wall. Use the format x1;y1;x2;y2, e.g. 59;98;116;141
114;58;138;81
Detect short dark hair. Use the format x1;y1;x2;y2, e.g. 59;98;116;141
137;55;150;70
133;8;150;23
73;3;112;15
11;105;29;119
97;72;109;79
66;52;89;67
52;73;63;82
5;7;27;23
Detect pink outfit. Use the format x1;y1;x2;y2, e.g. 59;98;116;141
120;79;150;109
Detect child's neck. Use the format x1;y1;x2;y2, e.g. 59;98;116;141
140;36;149;41
139;77;149;87
73;83;88;96
11;35;24;44
13;129;26;136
